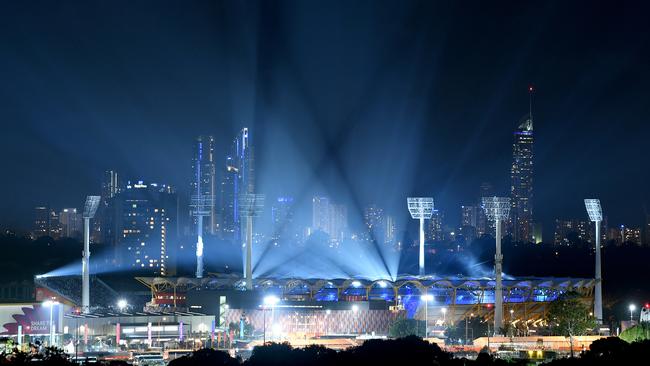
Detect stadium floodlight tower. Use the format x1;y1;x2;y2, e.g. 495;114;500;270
81;195;100;314
482;196;510;334
584;199;603;324
407;197;434;276
238;193;265;290
191;193;213;279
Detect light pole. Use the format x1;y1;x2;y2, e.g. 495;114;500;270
352;304;359;334
482;196;510;334
629;304;636;322
441;307;447;325
116;299;127;347
263;295;279;343
407;197;434;276
239;194;265;290
421;294;433;338
585;199;603;324
43;300;59;347
82;196;100;314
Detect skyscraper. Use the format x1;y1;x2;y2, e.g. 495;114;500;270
220;128;254;241
32;206;50;239
510;88;534;243
311;196;347;244
59;208;82;238
363;204;385;242
96;170;120;244
112;181;177;275
191;136;217;236
312;196;331;233
271;197;295;244
427;209;444;241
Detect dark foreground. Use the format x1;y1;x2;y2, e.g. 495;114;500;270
2;336;650;366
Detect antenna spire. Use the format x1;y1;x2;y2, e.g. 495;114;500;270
528;85;534;122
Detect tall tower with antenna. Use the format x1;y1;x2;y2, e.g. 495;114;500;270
510;86;535;243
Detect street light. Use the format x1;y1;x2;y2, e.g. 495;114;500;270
421;294;433;337
482;196;510;334
43;300;59;347
117;299;127;311
629;304;636;322
585;199;604;324
263;295;279;343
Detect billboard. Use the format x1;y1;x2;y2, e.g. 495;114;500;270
0;304;58;335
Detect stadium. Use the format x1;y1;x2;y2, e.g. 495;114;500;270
25;273;595;350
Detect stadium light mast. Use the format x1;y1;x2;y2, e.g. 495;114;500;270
585;199;603;324
238;193;265;290
407;197;434;276
81;196;100;314
482;196;510;333
191;192;213;279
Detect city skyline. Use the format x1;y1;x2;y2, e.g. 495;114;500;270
2;1;650;235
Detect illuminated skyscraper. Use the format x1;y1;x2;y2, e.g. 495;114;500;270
220;128;255;241
32;206;50;239
363;204;385;242
311;197;347;244
271;197;295;244
113;181;177;275
191;136;217;237
59;208;82;238
510;88;534;242
427;209;444;241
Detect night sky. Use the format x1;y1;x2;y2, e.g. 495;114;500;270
1;1;649;237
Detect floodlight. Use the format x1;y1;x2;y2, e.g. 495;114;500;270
481;196;510;334
407;197;434;276
351;304;359;313
263;295;280;306
584;198;604;324
239;194;265;290
407;197;434;219
584;199;602;222
482;197;510;221
82;196;101;219
421;294;433;302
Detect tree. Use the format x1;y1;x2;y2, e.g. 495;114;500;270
620;322;650;343
388;318;426;338
545;291;596;357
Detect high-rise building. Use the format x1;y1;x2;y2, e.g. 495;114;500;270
328;203;348;244
32;207;62;239
510;99;534;243
311;197;347;244
102;170;120;199
32;206;50;239
191;135;218;236
312;196;331;233
220;128;254;241
363;204;385;242
620;225;642;246
385;214;396;244
427;209;444;242
112;181;177;275
271;197;295;244
95;170;121;244
59;208;82;238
